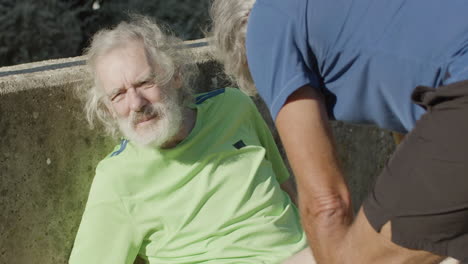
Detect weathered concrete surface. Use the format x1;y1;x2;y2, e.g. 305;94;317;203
0;85;114;264
0;39;395;264
332;122;395;209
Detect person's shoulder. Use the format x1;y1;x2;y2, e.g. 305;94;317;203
255;0;306;18
86;140;136;204
222;87;254;104
94;139;133;177
194;88;257;123
222;88;257;111
194;88;228;105
195;87;252;103
195;87;254;109
108;139;130;158
226;87;251;98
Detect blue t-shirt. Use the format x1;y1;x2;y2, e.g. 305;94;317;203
246;0;468;132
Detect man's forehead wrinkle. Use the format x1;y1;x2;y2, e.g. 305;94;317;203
97;60;127;96
143;45;165;80
133;68;153;84
95;39;156;99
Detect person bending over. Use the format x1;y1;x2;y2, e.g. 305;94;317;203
210;0;468;263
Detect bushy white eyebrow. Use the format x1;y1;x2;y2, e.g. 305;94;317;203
133;72;156;86
107;72;156;99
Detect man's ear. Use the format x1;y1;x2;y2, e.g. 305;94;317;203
173;72;183;90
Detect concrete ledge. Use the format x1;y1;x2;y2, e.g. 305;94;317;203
0;38;212;95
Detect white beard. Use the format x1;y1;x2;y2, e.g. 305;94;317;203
117;95;183;148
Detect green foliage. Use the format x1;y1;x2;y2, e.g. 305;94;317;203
0;0;211;67
0;0;83;66
84;0;211;40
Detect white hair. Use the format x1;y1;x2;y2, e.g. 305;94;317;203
209;0;257;96
79;15;198;137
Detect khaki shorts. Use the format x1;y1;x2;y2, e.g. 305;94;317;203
363;80;468;262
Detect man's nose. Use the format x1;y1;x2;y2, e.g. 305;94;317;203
128;88;147;112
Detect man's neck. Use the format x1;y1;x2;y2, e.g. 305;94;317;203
160;107;197;149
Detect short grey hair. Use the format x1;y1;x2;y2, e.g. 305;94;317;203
79;15;198;137
209;0;257;96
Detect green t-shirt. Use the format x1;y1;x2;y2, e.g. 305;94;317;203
69;88;307;264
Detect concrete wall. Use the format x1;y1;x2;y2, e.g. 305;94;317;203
0;39;395;264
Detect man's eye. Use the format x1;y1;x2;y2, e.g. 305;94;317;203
111;92;124;101
141;81;154;88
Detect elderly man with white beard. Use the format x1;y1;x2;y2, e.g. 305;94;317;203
69;16;315;264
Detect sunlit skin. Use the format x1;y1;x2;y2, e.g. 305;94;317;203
95;40;196;148
96;40;162;130
276;85;452;264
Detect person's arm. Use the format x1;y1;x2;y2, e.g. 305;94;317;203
275;85;353;263
69;202;141;264
69;180;142;264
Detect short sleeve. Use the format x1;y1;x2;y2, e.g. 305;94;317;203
246;0;321;120
69;172;142;264
242;92;291;184
69;202;141;264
